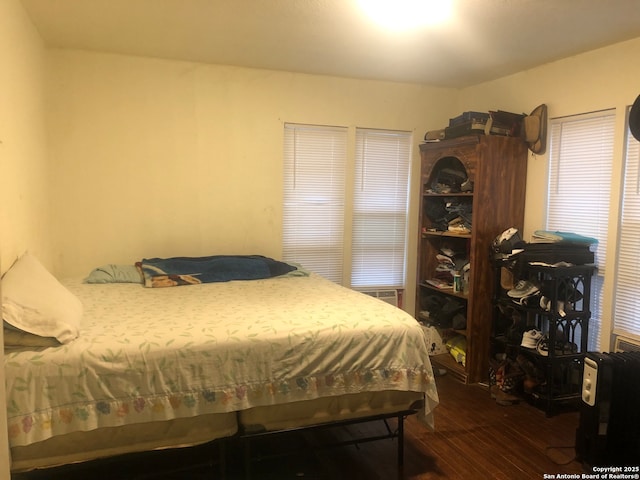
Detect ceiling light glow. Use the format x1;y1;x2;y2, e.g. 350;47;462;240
358;0;453;31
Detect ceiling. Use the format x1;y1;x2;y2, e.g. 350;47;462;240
20;0;640;88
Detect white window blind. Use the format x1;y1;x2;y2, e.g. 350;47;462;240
613;108;640;340
547;110;615;351
351;128;411;289
283;123;347;283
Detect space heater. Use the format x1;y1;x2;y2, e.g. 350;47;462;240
575;351;640;467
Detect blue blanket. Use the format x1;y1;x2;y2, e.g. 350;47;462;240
137;255;297;287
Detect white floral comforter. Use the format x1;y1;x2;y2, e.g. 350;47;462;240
4;274;439;448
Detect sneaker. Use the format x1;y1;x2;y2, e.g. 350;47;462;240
535;335;578;356
539;296;551;311
535;335;549;356
507;280;539;298
521;329;543;349
539;296;569;317
448;224;471;234
512;293;540;306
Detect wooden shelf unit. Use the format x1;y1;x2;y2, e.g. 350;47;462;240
416;135;528;384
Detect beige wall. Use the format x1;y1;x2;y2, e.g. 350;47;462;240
0;0;50;275
0;0;49;476
46;50;458;312
459;36;640;349
460;36;640;238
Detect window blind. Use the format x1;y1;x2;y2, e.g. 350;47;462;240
351;128;411;289
613;109;640;340
282;123;347;284
547;110;615;351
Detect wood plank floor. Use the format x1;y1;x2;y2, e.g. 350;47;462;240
13;373;586;479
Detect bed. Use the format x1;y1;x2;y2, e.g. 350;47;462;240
2;253;439;473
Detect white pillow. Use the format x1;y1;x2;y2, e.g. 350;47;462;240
2;253;82;344
84;264;143;284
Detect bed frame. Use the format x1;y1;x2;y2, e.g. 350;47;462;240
239;405;422;479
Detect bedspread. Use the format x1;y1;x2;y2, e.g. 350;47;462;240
4;274;438;448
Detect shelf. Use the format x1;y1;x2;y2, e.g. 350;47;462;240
419;282;468;300
525;263;596;274
495;293;592;317
422;230;472;239
423;192;474;197
517;346;584;361
418;316;468;338
429;352;467;383
417;135;528;385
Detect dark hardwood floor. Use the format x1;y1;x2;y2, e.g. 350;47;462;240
13;373;585;479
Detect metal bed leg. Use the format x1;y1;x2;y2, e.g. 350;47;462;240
243;437;251;480
218;439;226;480
397;413;405;471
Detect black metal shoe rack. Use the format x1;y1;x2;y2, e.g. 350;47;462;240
491;256;596;416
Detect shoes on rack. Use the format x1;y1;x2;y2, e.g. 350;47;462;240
539;296;572;317
507;280;540;299
513;294;541;306
515;354;544;393
535;336;550;356
488;354;524;406
500;267;515;290
521;329;543;349
535;335;578;356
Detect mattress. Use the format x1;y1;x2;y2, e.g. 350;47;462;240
4;273;439;466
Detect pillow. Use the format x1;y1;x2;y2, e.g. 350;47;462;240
2;253;82;344
281;262;311;277
84;264;143;284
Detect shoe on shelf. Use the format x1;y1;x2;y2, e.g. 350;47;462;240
536;335;549;356
521;329;543;349
535;335;578;356
507;280;540;298
539;296;570;317
512;293;540;306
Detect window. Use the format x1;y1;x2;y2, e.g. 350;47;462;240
282;124;347;284
613;107;640;341
352;128;411;289
283;123;412;289
547;110;615;351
